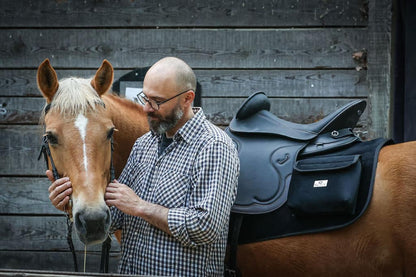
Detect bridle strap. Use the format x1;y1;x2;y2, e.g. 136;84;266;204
99;137;115;273
66;214;79;272
110;136;115;181
38;135;60;181
38;134;79;271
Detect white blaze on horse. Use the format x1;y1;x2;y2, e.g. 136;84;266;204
37;59;148;245
37;59;416;275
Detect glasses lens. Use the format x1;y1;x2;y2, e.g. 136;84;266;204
137;92;146;105
137;92;158;110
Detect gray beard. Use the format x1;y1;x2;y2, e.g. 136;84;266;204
148;105;184;135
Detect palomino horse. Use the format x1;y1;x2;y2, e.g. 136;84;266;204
37;59;148;245
38;59;416;275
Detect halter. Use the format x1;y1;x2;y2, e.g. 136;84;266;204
38;103;115;272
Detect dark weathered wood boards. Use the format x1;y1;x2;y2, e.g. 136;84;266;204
0;0;368;27
0;0;392;273
0;252;120;273
0;69;368;97
1;28;367;68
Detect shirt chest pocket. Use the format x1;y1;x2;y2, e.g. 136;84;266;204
153;170;190;208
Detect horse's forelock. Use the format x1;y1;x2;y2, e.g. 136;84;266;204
47;77;105;119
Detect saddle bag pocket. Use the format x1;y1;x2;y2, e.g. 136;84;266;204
287;154;362;216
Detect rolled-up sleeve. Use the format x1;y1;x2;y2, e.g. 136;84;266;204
167;140;239;247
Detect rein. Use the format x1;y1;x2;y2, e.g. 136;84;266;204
38;103;115;273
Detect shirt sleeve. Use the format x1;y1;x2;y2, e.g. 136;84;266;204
167;140;240;247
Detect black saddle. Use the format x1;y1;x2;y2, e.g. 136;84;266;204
226;92;366;214
224;93;390;276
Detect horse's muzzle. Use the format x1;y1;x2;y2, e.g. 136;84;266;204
74;207;111;245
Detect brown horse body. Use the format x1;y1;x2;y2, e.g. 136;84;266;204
237;141;416;276
38;59;416;275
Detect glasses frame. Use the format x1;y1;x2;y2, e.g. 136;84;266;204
137;89;192;111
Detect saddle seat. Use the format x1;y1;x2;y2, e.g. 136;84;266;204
226;92;366;214
229;92;366;141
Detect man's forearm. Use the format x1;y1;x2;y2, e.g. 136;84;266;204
135;201;172;236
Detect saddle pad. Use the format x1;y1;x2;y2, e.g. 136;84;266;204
234;137;392;244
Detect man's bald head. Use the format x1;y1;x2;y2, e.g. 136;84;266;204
142;57;197;136
145;57;196;93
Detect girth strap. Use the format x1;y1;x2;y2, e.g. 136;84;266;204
225;214;243;277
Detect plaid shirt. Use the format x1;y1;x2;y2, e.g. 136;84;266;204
111;108;240;276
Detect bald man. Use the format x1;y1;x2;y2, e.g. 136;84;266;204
48;57;240;276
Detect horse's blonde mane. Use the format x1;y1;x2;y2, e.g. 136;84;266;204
41;77;105;121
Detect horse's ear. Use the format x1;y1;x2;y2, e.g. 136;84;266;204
91;59;114;96
37;59;59;103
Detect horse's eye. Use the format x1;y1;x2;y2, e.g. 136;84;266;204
107;128;115;140
45;132;58;145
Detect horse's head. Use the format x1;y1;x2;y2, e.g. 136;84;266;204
37;59;115;245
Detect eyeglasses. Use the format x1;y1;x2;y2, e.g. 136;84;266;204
136;89;192;111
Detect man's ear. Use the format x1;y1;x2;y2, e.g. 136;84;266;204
184;90;195;106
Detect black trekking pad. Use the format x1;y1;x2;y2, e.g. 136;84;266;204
235;138;392;244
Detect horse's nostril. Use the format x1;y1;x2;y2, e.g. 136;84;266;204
74;208;111;245
75;212;86;234
105;209;111;225
76;210;109;233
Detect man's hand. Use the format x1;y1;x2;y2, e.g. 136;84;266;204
46;170;72;212
105;180;141;216
105;180;171;235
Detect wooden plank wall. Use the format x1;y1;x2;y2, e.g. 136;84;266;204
0;0;392;273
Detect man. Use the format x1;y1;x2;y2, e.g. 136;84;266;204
47;57;240;276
